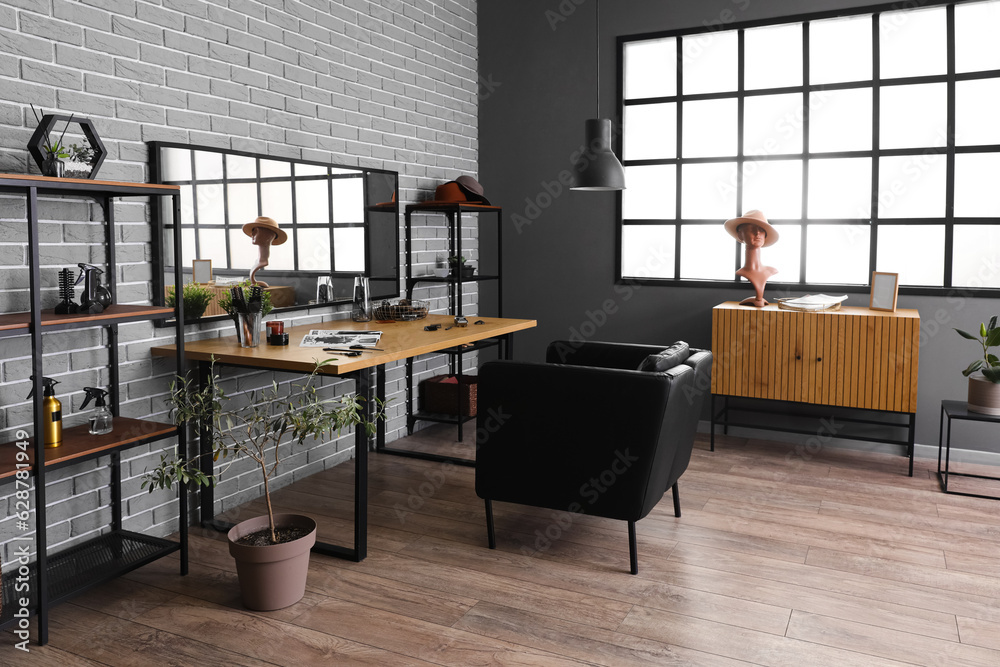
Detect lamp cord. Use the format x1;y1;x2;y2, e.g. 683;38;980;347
595;0;600;118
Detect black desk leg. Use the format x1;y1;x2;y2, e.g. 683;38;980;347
376;364;386;452
354;368;371;561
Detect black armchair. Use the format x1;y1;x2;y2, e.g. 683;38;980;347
475;340;712;574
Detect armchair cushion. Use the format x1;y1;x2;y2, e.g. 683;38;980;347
637;341;690;372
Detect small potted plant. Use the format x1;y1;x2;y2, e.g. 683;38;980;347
448;255;475;279
955;316;1000;415
65;141;96;178
30;106;75;177
143;360;383;610
165;282;215;320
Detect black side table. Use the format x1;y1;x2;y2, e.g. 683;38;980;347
937;399;1000;500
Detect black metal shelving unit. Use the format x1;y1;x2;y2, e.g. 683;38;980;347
0;174;188;645
389;202;504;463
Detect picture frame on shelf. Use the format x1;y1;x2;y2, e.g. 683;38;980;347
192;259;212;284
869;271;899;312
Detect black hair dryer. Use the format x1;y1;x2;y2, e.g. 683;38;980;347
76;263;112;314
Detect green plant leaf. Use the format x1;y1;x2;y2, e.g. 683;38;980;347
955;328;979;341
988;354;999;366
990;316;998;331
963;360;984;377
983;366;1000;383
986;327;1000;349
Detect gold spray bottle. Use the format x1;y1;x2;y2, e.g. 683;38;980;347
27;376;62;447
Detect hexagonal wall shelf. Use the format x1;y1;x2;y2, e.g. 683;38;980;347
27;114;107;180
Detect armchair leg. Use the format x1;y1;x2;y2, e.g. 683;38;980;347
628;521;638;575
485;499;496;549
672;482;681;518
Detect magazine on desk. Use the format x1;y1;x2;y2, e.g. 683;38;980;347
299;330;383;347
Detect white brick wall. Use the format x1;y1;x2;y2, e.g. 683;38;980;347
0;0;480;567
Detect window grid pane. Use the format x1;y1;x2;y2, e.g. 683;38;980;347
620;3;1000;293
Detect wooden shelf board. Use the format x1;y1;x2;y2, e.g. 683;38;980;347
0;418;177;480
0;305;174;332
0;173;179;195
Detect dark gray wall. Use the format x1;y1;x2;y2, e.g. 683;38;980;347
480;0;998;451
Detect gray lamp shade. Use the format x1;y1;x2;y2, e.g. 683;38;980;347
571;118;626;191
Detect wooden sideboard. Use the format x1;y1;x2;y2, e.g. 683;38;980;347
710;301;920;474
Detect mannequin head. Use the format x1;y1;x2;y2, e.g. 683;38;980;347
737;222;768;248
251;226;278;247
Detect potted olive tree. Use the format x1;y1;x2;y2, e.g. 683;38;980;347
143;359;382;610
955;316;1000;415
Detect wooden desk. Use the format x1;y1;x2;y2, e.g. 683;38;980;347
710;302;920;475
151;314;536;561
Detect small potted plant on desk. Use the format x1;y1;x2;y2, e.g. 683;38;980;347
448;255;476;280
955;316;1000;415
143;360;384;610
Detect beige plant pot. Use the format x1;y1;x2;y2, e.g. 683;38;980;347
227;513;317;611
967;373;1000;416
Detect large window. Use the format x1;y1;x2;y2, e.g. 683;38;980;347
619;0;1000;294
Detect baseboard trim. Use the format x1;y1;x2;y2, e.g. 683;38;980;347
697;420;1000;467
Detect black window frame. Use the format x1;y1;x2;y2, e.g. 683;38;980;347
616;0;1000;298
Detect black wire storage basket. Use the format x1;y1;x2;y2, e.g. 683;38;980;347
372;298;430;321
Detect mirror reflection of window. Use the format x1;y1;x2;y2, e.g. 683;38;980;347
226;153;256;179
199;229;229;269
260;182;293;224
179;184;195;225
334;227;365;272
268;229;296;270
332;178;364;223
260;159;291;178
196;182;225;225
162;147;191;180
296;163;327;177
297;229;332;272
295;179;330;224
194;150;224;180
226;182;258;227
228;228;257;271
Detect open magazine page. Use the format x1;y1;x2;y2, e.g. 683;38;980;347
299;330;383;347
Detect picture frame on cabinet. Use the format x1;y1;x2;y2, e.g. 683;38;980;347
193;259;212;284
869;271;899;312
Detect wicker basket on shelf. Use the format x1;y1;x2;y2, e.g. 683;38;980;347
372;298;430;321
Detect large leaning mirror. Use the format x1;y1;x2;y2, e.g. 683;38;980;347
150;141;399;322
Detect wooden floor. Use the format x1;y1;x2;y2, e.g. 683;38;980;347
5;427;1000;666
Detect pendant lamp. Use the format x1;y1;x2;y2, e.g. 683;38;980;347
571;0;625;191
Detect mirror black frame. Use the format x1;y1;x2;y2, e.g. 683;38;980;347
149;141;400;324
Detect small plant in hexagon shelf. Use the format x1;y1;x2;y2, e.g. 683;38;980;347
27;105;107;179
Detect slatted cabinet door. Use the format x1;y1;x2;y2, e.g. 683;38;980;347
711;303;919;413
